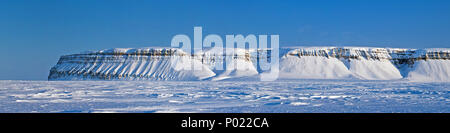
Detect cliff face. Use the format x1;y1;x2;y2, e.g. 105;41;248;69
49;47;450;81
283;47;450;63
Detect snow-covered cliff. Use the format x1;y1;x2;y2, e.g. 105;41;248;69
48;47;450;82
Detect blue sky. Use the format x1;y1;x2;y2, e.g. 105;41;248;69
1;0;450;80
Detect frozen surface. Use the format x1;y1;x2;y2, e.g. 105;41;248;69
0;80;448;113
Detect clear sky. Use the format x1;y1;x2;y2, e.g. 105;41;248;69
1;0;450;80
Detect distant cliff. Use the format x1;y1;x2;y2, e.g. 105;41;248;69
49;47;450;82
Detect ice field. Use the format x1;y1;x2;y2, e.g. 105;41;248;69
0;80;448;113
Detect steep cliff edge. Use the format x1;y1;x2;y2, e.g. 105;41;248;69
49;47;450;81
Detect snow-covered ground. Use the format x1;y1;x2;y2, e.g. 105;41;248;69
0;80;448;113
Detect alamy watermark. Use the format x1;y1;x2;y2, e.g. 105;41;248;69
170;27;279;81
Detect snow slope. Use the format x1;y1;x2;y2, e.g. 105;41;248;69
407;60;450;82
278;56;352;79
345;59;403;80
